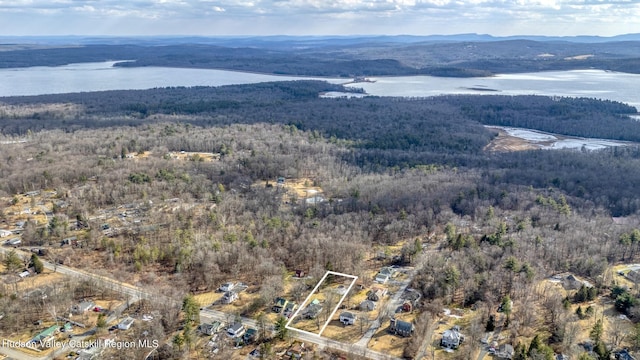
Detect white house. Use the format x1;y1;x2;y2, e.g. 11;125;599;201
222;291;238;304
219;282;235;292
339;312;357;325
0;230;12;238
72;300;95;315
441;326;464;349
227;323;245;338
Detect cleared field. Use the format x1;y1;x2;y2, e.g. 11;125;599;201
256;177;324;205
167;151;219;162
193;291;223;307
322;318;368;344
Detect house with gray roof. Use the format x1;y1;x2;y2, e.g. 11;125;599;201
339;312;357;325
389;317;413;337
441;326;464;349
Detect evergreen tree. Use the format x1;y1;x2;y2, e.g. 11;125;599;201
274;316;289;340
182;294;200;326
528;334;543;357
30;254;44;274
3;250;23;273
590;319;603;344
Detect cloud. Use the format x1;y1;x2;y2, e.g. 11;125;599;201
0;0;639;35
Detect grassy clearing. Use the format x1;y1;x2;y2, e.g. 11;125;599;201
322;318;368;343
166;151;220;162
366;313;416;357
193;291;223;308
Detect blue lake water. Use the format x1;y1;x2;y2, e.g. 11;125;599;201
0;62;639;110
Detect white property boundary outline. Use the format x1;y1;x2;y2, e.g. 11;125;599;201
285;270;358;337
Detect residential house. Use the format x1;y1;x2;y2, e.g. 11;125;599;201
379;267;394;277
495;344;515;360
367;286;388;302
0;229;12;238
30;325;59;345
222;291;238;304
389;318;414;337
72;300;95;315
284;302;297;318
286;343;305;359
117;317;135;330
403;288;421;306
199;321;223;336
227;323;245;338
219;282;235;292
441;326;464;349
295;269;306;278
554;273;592;290
359;300;376;312
272;297;288;313
375;266;395;283
339;312;357;325
303;303;323;319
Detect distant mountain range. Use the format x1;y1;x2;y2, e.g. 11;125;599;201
1;34;640;77
2;33;640;48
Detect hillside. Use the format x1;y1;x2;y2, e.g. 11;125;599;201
1;37;640;76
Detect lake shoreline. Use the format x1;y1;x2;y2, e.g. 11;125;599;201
0;62;639;111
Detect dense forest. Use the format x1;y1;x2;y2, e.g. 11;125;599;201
1;81;639;215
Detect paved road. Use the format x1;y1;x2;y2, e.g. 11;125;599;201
0;247;400;360
354;267;415;348
0;247;162;360
355;245;437;351
200;308;401;360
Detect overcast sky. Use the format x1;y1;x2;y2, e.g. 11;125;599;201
0;0;638;37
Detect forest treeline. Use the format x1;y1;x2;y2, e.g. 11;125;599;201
2;40;640;76
1;80;639;215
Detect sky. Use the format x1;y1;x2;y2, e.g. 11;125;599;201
0;0;638;37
